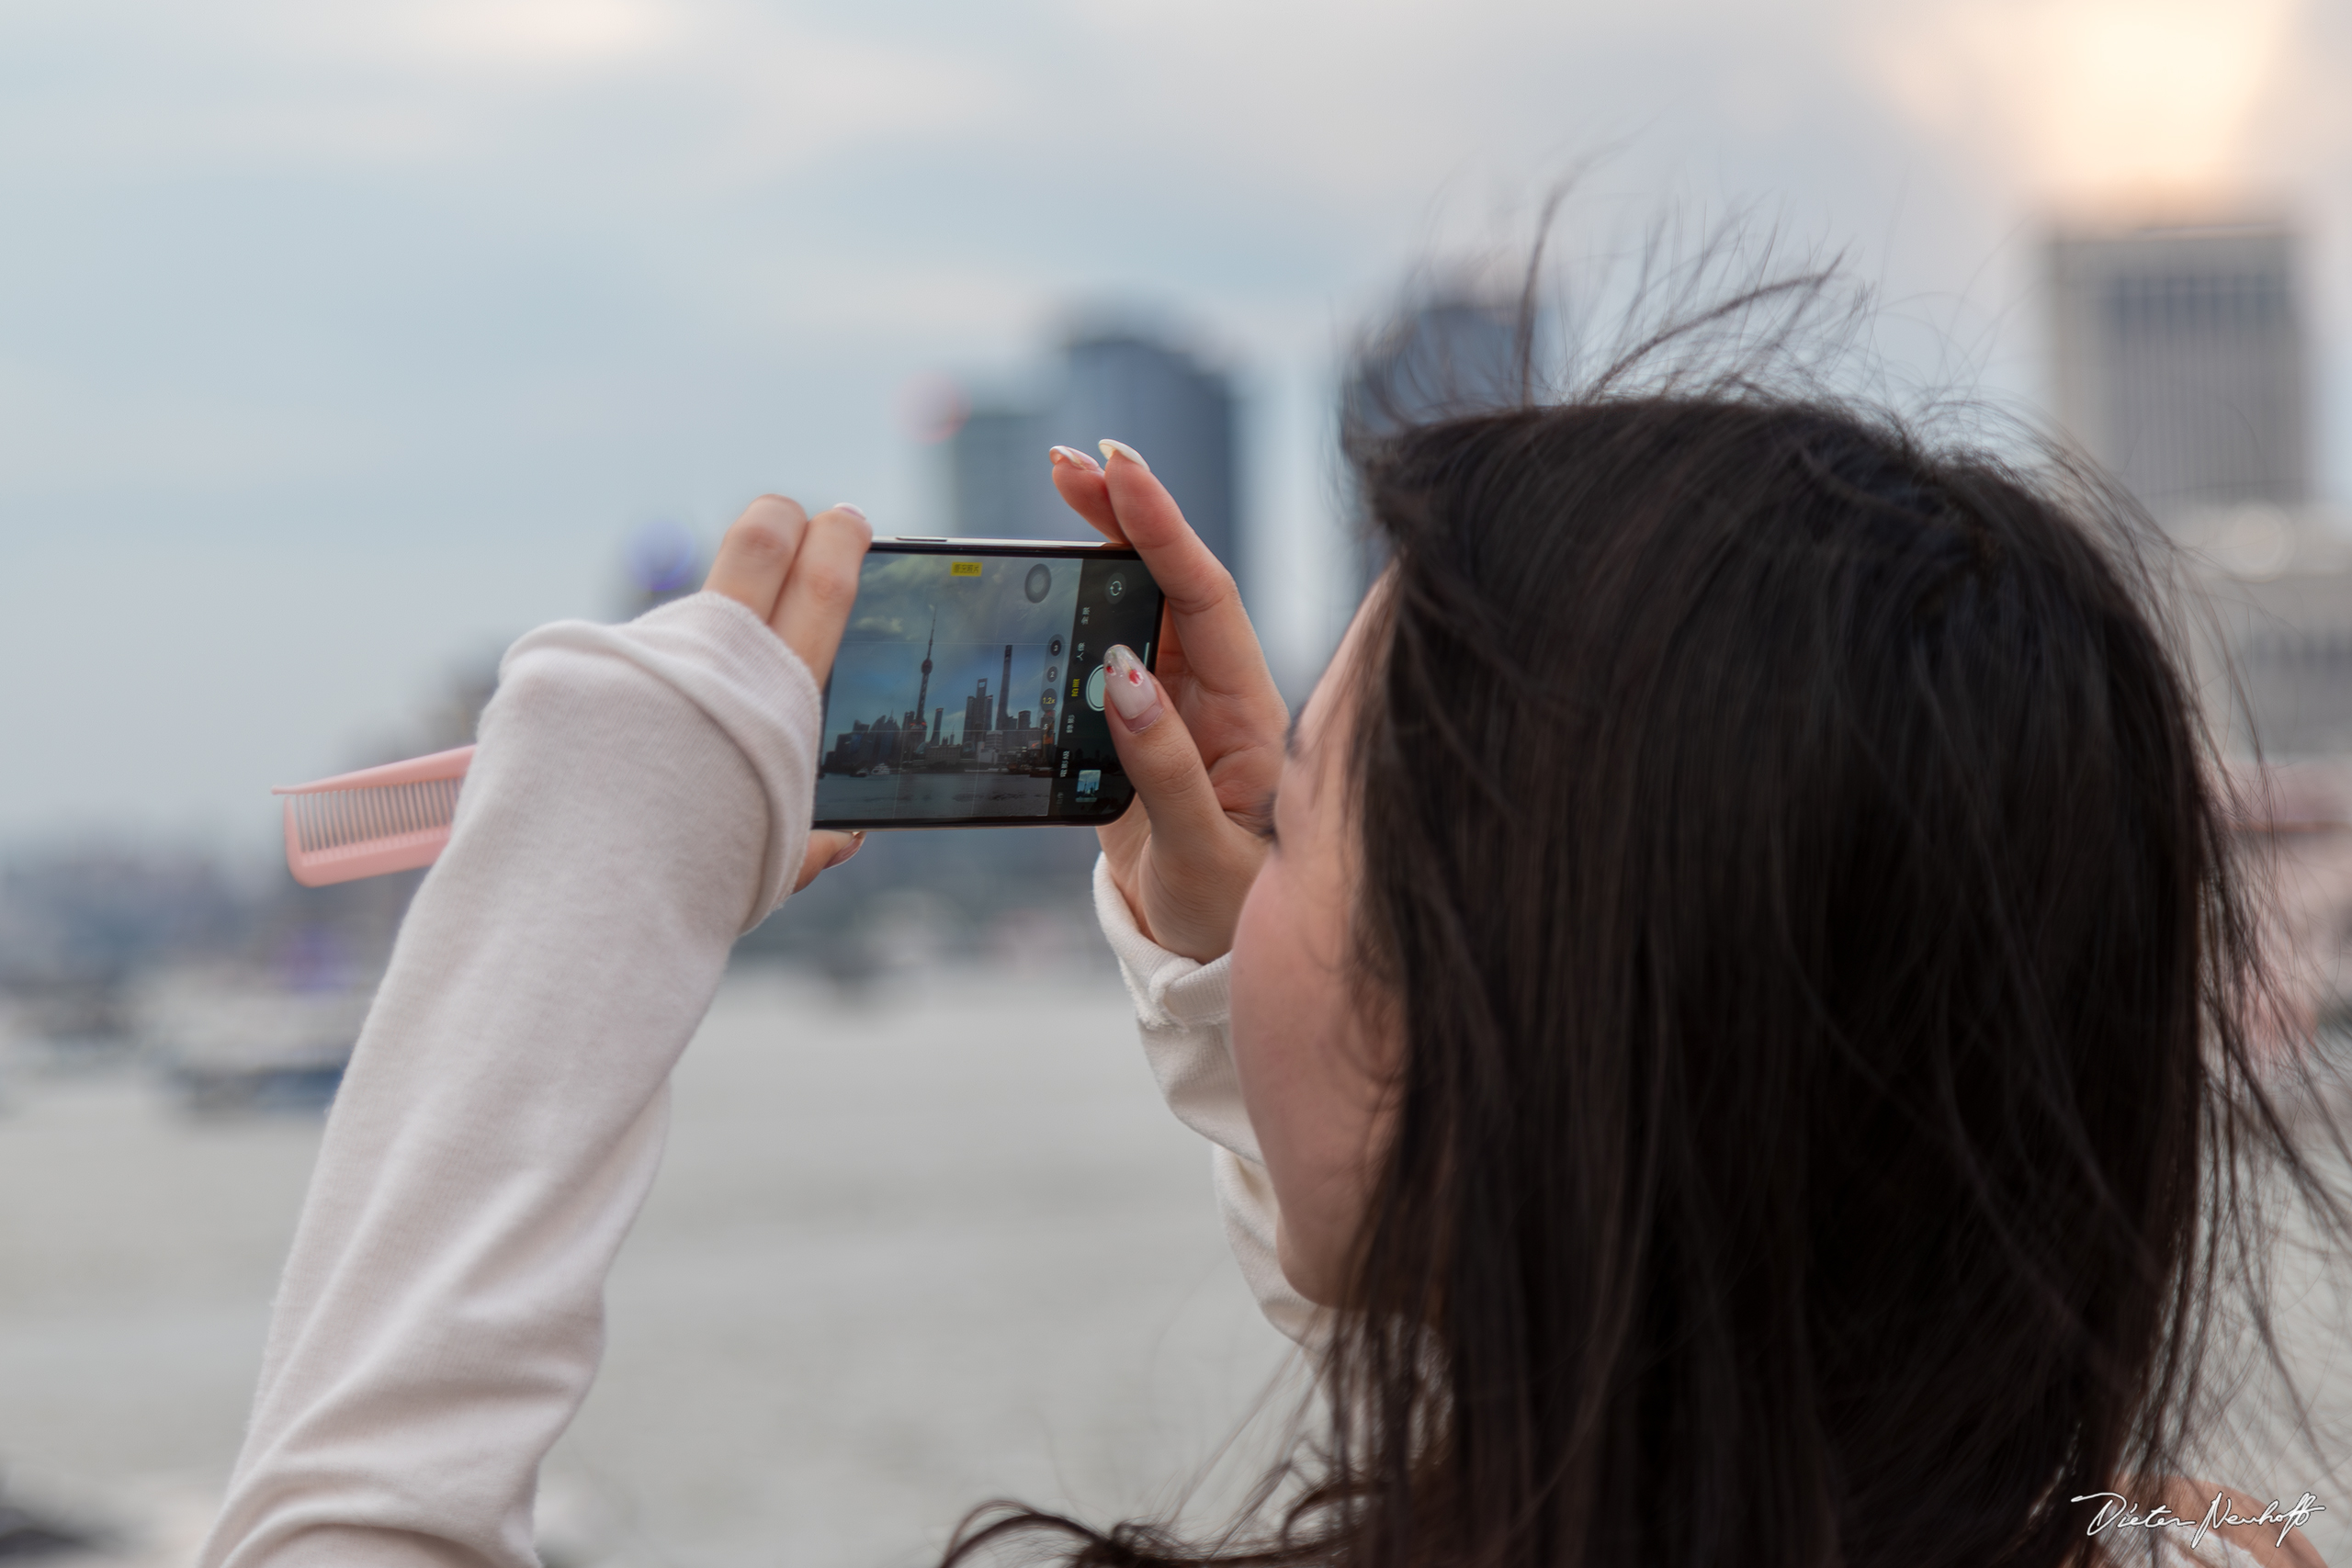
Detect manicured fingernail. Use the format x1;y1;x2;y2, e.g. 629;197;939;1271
1099;439;1149;472
831;502;866;521
829;831;866;868
1103;645;1162;729
1049;445;1102;473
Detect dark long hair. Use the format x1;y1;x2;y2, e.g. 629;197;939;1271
945;299;2347;1568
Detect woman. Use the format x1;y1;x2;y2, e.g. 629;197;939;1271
199;395;2339;1566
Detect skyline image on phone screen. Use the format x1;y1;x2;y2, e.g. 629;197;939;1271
812;543;1165;828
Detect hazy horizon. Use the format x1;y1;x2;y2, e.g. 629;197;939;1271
4;0;2349;864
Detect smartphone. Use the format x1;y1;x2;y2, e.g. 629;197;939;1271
812;537;1167;829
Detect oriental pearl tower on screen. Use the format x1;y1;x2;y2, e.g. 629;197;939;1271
912;608;934;750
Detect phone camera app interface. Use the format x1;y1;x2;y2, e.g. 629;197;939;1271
815;552;1161;825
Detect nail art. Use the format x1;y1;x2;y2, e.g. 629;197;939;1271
1103;644;1162;729
1049;445;1102;472
1099;439;1150;472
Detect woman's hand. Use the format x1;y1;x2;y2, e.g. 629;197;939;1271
702;494;875;894
1049;441;1290;962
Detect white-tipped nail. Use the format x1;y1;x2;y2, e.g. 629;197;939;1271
1049;445;1102;473
1099;439;1149;472
831;502;866;521
1103;645;1162;729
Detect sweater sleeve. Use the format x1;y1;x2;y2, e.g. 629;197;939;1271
1091;856;1322;1348
198;592;822;1568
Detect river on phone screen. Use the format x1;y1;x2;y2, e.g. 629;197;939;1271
0;965;1300;1566
816;772;1054;821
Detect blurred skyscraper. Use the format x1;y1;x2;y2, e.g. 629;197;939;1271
2050;220;2352;756
948;326;1240;585
2048;221;2309;522
948;407;1045;542
1339;294;1526;606
1342;295;1524;445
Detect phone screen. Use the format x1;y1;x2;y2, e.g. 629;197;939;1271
811;540;1166;829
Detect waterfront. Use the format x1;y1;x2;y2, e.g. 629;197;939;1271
814;773;1057;823
5;964;2350;1566
0;964;1297;1566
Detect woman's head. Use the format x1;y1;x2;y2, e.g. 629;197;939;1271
1227;394;2279;1567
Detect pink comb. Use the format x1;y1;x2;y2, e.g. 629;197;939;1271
273;746;475;887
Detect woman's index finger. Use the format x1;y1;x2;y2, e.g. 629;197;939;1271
1100;444;1272;699
1049;452;1126;543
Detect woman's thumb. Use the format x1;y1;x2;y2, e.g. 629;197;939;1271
1101;646;1223;837
792;829;865;895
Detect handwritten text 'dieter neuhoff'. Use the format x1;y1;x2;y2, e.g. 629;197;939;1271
2074;1490;2326;1553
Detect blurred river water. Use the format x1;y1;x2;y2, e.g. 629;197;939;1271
6;961;2351;1566
0;963;1298;1566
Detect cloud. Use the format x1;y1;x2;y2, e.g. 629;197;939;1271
360;0;682;71
0;0;1002;184
2;0;2348;841
1855;0;2305;208
0;360;389;494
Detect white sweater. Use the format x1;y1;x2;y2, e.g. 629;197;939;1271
197;593;1307;1568
198;595;2256;1568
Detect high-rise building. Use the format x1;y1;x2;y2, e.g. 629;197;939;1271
948;407;1044;539
946;325;1241;583
1338;294;1525;606
962;679;994;741
1044;333;1238;570
1342;295;1523;447
2046;219;2352;755
2048;221;2309;522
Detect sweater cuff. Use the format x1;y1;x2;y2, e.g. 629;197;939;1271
1091;855;1233;1029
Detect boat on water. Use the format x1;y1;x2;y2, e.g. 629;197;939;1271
133;965;373;1115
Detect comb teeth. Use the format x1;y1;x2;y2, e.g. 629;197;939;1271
288;777;463;853
275;744;476;887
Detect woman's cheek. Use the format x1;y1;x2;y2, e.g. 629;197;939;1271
1230;859;1308;1191
1229;855;1362;1303
1227;863;1287;1137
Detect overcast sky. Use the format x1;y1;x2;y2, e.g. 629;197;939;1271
3;0;2348;858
